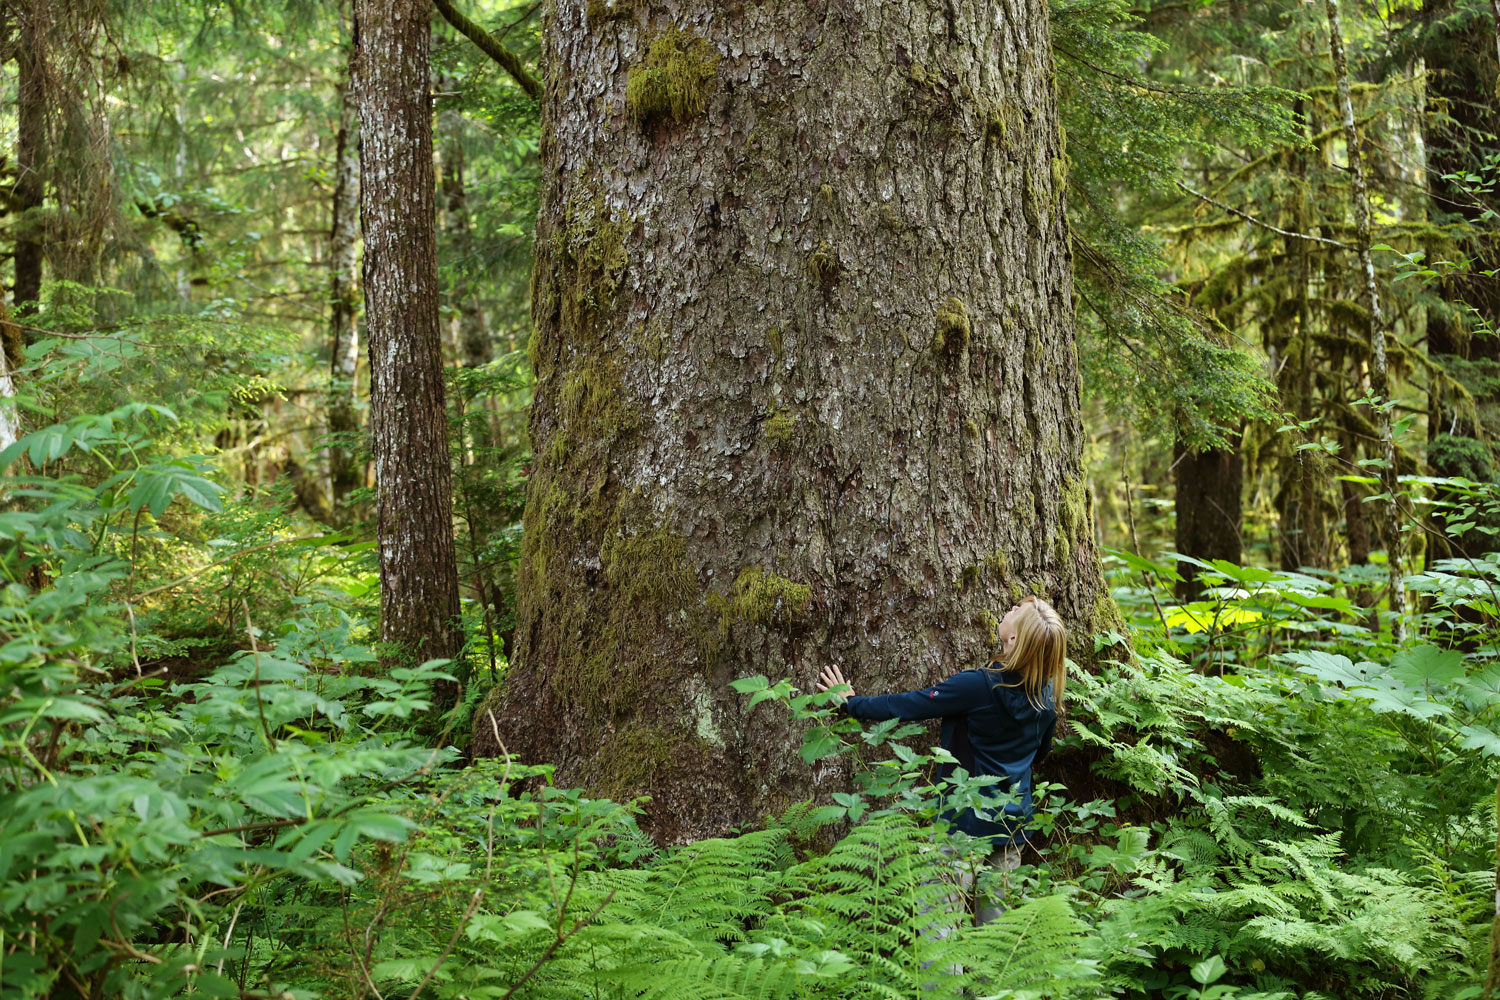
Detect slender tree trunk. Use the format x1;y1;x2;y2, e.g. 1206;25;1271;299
439;108;491;373
13;1;44;322
328;49;364;524
475;0;1121;841
1174;431;1243;601
1275;79;1333;573
1324;0;1406;640
354;0;463;669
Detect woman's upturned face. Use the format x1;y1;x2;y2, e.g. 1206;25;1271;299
998;603;1024;654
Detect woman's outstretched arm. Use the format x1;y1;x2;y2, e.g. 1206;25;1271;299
817;667;992;722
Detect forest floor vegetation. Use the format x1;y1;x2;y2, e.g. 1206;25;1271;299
3;391;1497;999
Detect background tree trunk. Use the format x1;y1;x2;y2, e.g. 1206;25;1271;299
13;1;45;322
1324;0;1406;640
475;0;1121;841
439;102;492;376
1174;431;1243;601
1422;0;1500;562
328;48;364;525
354;0;463;669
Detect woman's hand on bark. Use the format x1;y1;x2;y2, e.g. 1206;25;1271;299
816;664;853;703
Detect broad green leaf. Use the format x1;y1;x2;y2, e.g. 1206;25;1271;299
1459;725;1500;757
1282;651;1382;689
1364;684;1450;720
799;726;841;764
1191;955;1227;986
1388;644;1466;689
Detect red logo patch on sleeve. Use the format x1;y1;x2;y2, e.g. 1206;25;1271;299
928;690;938;698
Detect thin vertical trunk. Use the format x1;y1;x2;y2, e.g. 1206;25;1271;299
440;112;490;374
1324;0;1407;640
439;101;495;467
13;2;44;322
1488;769;1500;999
1276;76;1332;573
0;303;23;458
173;62;191;303
354;0;463;670
328;53;363;524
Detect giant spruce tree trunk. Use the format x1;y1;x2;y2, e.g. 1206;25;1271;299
354;0;463;667
476;0;1119;841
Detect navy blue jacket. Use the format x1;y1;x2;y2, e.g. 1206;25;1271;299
843;665;1056;845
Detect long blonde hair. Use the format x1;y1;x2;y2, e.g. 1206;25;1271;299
996;596;1067;711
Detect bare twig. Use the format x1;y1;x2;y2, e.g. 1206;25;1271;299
243;601;277;752
1177;180;1354;250
406;888;485;1000
497;891;617;1000
128;536;327;601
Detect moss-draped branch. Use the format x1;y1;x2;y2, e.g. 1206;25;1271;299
433;0;542;102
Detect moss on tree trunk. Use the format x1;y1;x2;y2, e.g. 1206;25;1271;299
476;0;1121;842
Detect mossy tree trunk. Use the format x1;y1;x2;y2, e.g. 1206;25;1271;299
1173;431;1243;601
1422;0;1500;562
354;0;463;670
476;0;1120;841
1324;0;1407;640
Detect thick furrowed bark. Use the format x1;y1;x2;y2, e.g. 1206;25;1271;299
479;0;1120;842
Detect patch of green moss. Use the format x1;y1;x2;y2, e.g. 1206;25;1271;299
1051;475;1090;565
964;418;980;439
592;727;686;800
806;241;839;285
982;99;1023;145
550;507;705;718
710;567;812;640
763;407;797;444
626;28;719;125
1088;590;1129;648
975;609;1000;646
956;564;979;592
635;321;669;366
556;192;631;319
532;186;633;381
559;361;636;441
985;551;1010;577
766;326;784;355
586;0;638;21
934;297;971;355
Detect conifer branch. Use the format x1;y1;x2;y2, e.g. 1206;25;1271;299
1176;180;1354;250
433;0;542;102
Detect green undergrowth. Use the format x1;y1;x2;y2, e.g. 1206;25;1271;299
5;399;1499;998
